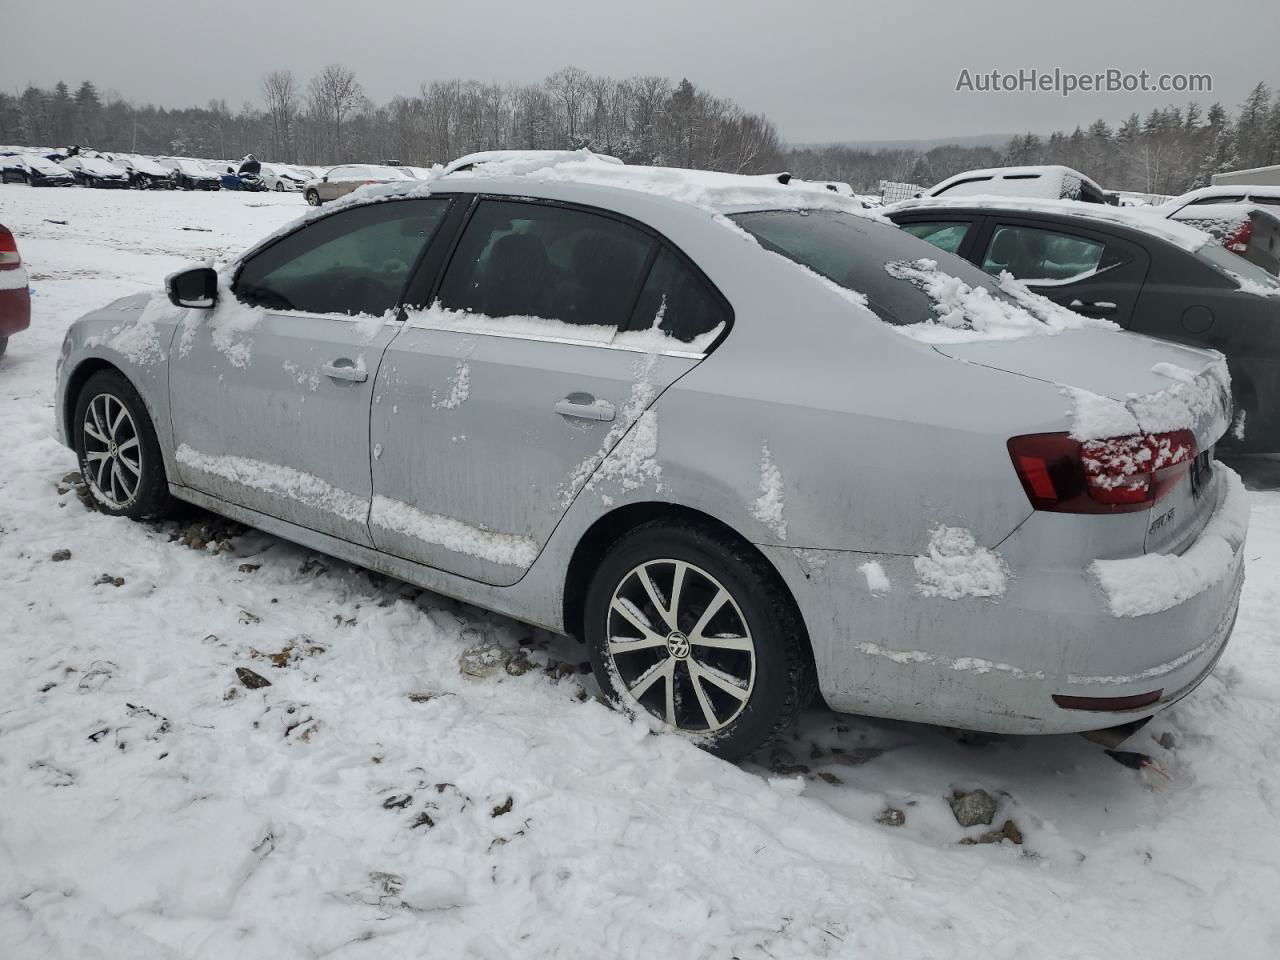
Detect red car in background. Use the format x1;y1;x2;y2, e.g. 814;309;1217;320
0;223;31;357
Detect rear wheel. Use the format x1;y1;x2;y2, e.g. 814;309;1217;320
72;370;174;520
584;520;815;761
274;181;284;192
305;189;321;206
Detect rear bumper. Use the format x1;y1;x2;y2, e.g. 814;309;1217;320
0;286;32;337
764;467;1249;734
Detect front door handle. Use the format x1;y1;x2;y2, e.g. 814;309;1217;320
555;393;616;422
322;359;367;382
1069;299;1118;316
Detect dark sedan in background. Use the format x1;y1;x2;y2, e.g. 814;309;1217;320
886;198;1280;451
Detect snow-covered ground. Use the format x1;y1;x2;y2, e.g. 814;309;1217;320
2;186;1280;958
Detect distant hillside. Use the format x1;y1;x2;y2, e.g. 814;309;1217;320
793;132;1020;152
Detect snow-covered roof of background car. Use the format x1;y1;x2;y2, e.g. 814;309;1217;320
888;194;1216;252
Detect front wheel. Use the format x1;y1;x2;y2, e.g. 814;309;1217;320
274;181;284;192
72;370;175;520
584;520;815;761
305;189;321;206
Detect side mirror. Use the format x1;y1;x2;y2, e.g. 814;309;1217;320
321;175;328;182
167;267;218;309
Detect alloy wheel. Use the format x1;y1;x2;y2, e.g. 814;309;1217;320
606;559;757;734
82;393;142;509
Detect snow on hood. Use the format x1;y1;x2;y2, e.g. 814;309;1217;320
889;195;1215;253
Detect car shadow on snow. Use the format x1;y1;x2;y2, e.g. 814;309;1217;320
1222;453;1280;492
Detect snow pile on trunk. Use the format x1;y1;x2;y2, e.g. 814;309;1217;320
1064;357;1231;442
750;443;787;540
370;495;538;568
176;444;368;523
1091;466;1250;617
914;526;1009;600
883;259;1115;343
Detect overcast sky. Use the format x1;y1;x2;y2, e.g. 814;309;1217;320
1;0;1276;144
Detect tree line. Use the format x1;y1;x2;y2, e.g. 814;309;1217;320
0;70;1276;196
0;67;783;176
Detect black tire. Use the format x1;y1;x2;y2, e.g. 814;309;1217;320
584;520;816;761
0;336;7;356
305;189;321;206
72;369;175;520
274;181;284;192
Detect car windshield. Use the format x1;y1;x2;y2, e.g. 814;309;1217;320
730;208;1036;327
1195;240;1280;293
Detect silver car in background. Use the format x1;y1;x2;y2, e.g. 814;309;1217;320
304;164;414;205
54;158;1248;759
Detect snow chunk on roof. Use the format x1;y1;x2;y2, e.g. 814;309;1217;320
1090;466;1248;617
453;151;874;217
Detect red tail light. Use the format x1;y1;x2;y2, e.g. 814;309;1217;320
1008;430;1196;514
1224;218;1251;254
0;226;20;269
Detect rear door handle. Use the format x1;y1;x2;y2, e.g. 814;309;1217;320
555;393;615;422
322;359;367;382
1069;299;1118;316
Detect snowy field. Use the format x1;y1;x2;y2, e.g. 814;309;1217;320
3;186;1280;959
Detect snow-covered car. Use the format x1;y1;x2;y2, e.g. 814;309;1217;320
260;163;308;192
886;196;1280;451
55;157;1247;760
105;154;176;189
303;164;415;205
59;156;131;188
0;222;31;356
4;154;76;186
922;165;1111;204
158;158;222;191
1155;186;1280;275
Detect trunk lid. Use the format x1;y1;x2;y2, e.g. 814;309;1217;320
936;328;1233;555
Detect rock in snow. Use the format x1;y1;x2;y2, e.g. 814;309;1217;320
948;789;998;827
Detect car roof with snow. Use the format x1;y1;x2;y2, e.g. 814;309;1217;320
1160;184;1280;207
887;194;1215;252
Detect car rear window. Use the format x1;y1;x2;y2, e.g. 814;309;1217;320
730;208;1031;327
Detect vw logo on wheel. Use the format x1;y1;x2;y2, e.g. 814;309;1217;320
666;631;691;659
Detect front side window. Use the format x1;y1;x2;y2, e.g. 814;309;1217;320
898;221;972;255
981;224;1107;283
235;197;450;316
437;199;654;328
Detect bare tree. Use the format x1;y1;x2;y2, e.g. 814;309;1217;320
262;70;298;162
308;64;363;163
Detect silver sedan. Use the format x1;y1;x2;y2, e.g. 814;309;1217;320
55;159;1248;759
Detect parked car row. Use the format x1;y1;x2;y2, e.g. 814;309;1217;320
0;148;325;194
52;151;1255;760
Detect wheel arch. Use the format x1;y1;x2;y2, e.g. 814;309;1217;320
561;501;812;657
63;357;126;442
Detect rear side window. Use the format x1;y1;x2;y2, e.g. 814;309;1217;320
933;176;993;197
898;221;972;255
981;224;1107;283
437;199;654;328
235;197;450;316
627;249;727;343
